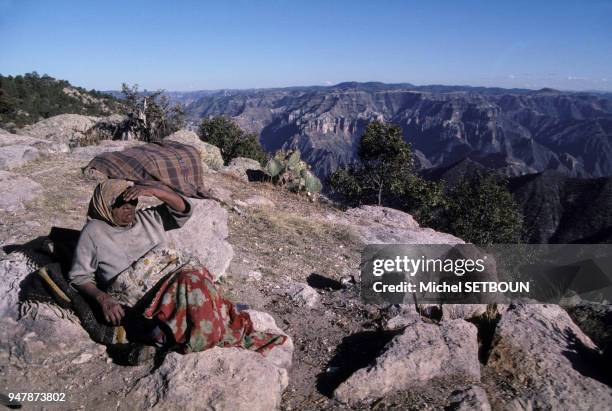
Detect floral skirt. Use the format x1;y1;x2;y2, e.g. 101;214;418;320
142;266;286;354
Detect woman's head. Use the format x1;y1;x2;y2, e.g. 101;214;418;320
88;180;137;227
111;196;138;226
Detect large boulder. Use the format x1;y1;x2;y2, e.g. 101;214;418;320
222;157;263;181
129;348;288;411
486;302;612;409
0;145;40;170
326;205;464;244
245;309;294;370
0;249;102;367
74;140;144;164
0;171;43;211
166;199;233;279
334;319;480;406
0;130;70;170
0;250;37;317
19;114;100;144
165;129;224;170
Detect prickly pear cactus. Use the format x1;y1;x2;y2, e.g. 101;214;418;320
301;169;322;193
263;149;322;196
265;158;284;177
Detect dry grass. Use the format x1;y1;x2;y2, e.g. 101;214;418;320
249;208;361;246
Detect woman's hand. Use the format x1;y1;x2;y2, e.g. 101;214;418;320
122;185;159;201
96;293;125;325
123;185;187;212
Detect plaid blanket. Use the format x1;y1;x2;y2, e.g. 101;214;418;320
84;141;207;198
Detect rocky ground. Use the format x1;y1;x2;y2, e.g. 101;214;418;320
1;115;611;410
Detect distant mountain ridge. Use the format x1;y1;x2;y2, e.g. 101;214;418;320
171;82;612;179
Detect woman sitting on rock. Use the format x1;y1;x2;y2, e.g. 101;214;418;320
69;179;285;361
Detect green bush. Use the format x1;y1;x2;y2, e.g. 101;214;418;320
330;120;524;244
440;171;523;244
329;120;444;222
197;117;267;165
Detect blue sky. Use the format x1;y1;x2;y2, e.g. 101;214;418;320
1;0;611;91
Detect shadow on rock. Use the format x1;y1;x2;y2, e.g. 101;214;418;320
307;273;344;291
316;329;401;397
246;169;267;182
563;328;612;387
3;236;51;268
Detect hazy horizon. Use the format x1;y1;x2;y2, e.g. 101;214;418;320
2;0;611;92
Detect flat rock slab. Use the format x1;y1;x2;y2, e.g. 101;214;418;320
334;319;480;406
167;199;234;279
0;131;70;170
487;303;612;410
222;157;263;181
279;282;320;308
0;171;43;211
0;131;70;152
0;145;41;170
130;347;288;411
326;205;464;245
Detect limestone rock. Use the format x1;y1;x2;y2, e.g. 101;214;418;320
0;145;40;170
222;157;263;181
0;130;70;170
0;171;43;211
73;140;143;163
165;129;224;170
446;385;491;411
200;175;233;204
334;319;480;405
166;199;233;279
382;304;422;330
0;251;38;317
441;304;489;320
245;309;294;370
326;205;464;244
487;302;612;409
0;250;100;365
282;282;320;308
19;114;100;144
130;348;288;411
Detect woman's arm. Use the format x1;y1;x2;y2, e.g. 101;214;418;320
123;185;187;212
75;282;125;325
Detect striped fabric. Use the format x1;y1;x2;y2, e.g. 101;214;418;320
85;141;207;198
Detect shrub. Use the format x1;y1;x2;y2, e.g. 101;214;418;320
197;117;267;165
441;171;523;244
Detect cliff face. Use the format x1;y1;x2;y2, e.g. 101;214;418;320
508;171;612;243
184;84;612;179
422;159;612;244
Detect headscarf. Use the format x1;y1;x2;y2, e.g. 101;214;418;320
87;179;133;226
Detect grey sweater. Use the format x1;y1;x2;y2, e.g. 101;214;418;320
68;201;192;287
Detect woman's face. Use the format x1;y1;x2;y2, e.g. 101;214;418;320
111;199;137;226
